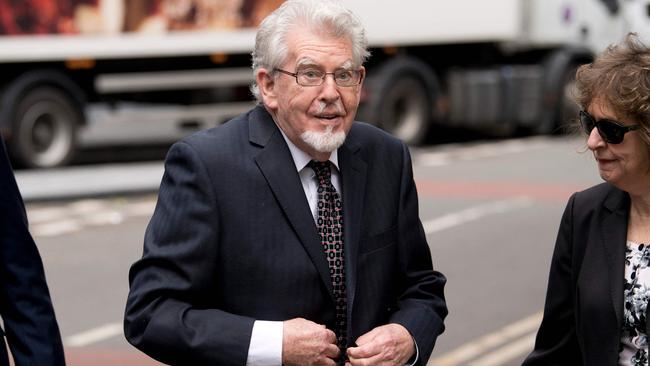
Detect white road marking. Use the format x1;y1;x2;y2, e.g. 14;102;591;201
467;332;537;366
428;311;542;366
123;200;157;216
423;197;533;234
68;199;107;214
65;322;123;347
82;211;124;226
30;220;82;237
28;197;156;237
27;207;69;224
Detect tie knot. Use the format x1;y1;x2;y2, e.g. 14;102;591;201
309;160;332;180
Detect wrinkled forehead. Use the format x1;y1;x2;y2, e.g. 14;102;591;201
295;57;354;69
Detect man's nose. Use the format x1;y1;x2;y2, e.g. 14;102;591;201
318;75;340;101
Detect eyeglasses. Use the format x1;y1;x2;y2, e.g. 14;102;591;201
579;110;640;144
274;68;362;87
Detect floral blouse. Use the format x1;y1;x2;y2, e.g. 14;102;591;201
620;241;650;366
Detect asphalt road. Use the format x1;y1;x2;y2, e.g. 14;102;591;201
22;135;602;365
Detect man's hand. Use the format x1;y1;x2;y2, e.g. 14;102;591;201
282;318;340;366
346;323;414;366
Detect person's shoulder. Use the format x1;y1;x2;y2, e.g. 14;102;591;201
571;182;627;212
575;182;620;200
173;108;255;155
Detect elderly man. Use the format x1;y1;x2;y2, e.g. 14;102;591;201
0;137;65;366
124;1;447;365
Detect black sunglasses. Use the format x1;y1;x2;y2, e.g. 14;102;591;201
579;110;640;144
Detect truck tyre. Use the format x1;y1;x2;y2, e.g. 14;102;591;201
536;48;591;135
533;64;580;135
7;86;80;168
361;57;437;145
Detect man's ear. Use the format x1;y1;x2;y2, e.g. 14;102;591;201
356;66;366;98
256;69;278;110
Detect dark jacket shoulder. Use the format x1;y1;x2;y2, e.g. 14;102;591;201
347;121;404;151
572;182;629;216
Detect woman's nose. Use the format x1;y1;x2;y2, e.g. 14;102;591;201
586;127;606;151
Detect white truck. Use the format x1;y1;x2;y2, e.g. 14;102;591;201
0;0;648;168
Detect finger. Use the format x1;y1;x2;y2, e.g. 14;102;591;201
347;341;380;359
324;343;340;359
324;328;337;344
354;327;379;346
347;352;384;366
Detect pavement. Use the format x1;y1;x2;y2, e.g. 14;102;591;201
14;162;164;202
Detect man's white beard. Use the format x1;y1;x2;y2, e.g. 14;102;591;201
301;125;346;153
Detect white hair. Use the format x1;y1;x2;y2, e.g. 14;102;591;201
250;0;370;103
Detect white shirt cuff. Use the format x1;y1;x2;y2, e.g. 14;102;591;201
246;320;283;366
406;336;419;366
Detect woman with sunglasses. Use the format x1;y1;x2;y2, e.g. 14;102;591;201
524;33;650;366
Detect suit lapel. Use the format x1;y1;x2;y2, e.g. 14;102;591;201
249;106;335;299
600;187;630;329
338;136;367;320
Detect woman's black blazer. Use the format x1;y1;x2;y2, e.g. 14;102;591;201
523;182;639;366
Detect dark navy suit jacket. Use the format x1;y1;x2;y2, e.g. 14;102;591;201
524;183;633;366
125;106;447;365
0;140;65;366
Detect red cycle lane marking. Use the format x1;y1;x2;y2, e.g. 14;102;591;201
64;348;165;366
416;180;588;202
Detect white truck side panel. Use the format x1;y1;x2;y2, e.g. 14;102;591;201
1;0;648;63
345;0;523;45
523;0;648;53
522;0;586;45
0;0;524;63
0;30;258;62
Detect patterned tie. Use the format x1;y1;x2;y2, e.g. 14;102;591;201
310;160;347;351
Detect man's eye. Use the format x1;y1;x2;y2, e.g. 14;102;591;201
301;70;322;79
336;71;352;80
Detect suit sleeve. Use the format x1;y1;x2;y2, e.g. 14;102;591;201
388;143;448;364
0;140;65;366
523;193;582;365
124;141;255;366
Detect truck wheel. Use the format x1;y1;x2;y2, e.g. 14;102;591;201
8;86;79;168
537;47;591;136
375;75;430;145
533;65;579;135
362;58;437;145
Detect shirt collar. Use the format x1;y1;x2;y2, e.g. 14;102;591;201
277;128;340;172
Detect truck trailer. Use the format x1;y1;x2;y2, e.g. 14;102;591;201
0;0;648;168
